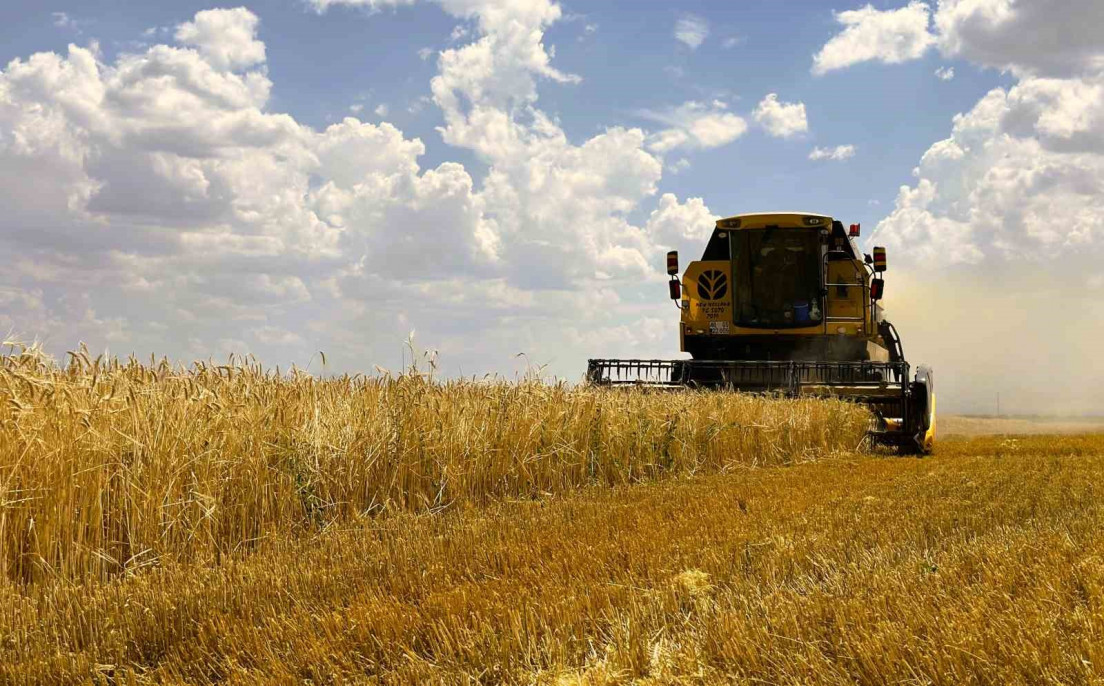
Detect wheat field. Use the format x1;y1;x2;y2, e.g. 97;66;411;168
3;345;1103;684
0;344;866;585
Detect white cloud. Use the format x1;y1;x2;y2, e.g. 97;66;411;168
812;1;935;75
374;103;389;116
752;93;809;138
722;36;742;49
874;78;1104;265
175;7;266;71
644;193;717;246
674;15;709;49
813;0;1104;79
349;103;364;113
1;3;699;377
407;95;432;113
418;47;434;61
641;101;748;154
934;66;955;80
52;12;79;31
449;24;469;42
0;7;492;362
252;325;305;346
872;0;1104;267
668;158;691;175
808;144;856;161
934;0;1104;77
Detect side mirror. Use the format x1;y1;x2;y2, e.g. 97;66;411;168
666;250;679;276
870;278;884;300
668;279;681;300
872;247;887;272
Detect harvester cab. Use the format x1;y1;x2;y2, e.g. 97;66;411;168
589;212;935;455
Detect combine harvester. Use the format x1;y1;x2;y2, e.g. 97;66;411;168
588;212;935;454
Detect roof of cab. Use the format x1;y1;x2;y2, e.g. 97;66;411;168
714;212;834;230
718;212;831;221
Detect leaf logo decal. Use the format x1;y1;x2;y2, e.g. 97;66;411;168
696;270;728;300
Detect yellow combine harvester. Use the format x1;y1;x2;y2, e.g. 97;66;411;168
588;212;936;454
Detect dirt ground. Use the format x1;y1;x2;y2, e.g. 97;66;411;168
941;414;1104;437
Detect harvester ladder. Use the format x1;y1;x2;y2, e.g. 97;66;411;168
822;252;868;336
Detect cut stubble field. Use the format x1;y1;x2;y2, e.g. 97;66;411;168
2;346;1103;684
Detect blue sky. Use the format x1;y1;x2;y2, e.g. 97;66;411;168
1;0;1103;414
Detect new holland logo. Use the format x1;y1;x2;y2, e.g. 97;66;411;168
697;270;728;300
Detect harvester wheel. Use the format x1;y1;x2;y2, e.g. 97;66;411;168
899;434;928;456
901;366;935;456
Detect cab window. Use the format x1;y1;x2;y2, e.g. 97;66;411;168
701;230;730;261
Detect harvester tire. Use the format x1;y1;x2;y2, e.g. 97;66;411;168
901;366;935;456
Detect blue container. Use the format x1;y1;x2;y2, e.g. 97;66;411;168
793;301;810;324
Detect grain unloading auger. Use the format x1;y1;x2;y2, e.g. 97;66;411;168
587;212;935;454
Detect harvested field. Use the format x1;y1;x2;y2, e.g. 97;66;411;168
3;348;1104;684
941;414;1104;437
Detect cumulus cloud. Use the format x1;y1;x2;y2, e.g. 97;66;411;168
644;193;717;245
814;0;1104;80
674;15;709;49
752;93;809;138
874;80;1104;265
934;0;1104;77
812;1;935;75
934;66;955;80
0;3;700;376
808;144;855;161
52;12;80;31
640;101;748;154
668;158;691;175
175;7;266;71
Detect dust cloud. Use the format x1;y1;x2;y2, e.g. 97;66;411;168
881;265;1104;416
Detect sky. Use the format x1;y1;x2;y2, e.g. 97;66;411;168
1;0;1102;415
